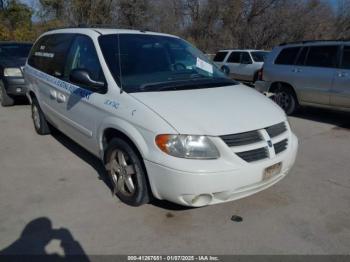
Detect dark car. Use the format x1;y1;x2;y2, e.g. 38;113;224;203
0;42;32;106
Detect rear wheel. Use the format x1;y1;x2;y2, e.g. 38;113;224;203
31;98;51;135
105;138;150;206
273;86;299;115
221;65;230;76
0;83;14;107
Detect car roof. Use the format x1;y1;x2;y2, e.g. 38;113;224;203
218;49;269;52
44;27;179;39
279;40;350;47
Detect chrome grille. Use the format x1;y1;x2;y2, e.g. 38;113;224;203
236;147;268;162
266;122;287;138
220;131;262;147
274;139;288;154
221;121;289;163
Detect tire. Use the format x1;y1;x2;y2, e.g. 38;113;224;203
221;65;230;76
105;138;150;206
273;86;299;115
31;98;51;135
0;82;14;107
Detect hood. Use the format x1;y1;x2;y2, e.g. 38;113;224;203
131;84;286;136
0;57;27;68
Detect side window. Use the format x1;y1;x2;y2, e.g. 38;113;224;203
295;47;308;66
28;35;49;72
227;52;240;63
28;34;74;77
64;35;104;83
213;51;228;62
241;52;252;64
341;46;350;69
305;46;338;68
275;47;301;65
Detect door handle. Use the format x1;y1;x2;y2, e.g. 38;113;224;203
49;90;57;99
292;68;301;73
56;93;66;103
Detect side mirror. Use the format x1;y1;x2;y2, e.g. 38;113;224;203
69;69;105;90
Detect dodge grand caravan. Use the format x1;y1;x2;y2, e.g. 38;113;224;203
24;27;298;207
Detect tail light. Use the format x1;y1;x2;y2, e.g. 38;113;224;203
257;68;264;81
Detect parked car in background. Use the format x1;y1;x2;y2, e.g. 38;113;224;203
0;42;32;106
24;27;297;207
213;49;269;83
255;40;350;115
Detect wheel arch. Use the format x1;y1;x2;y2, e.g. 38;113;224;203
27;90;37;104
98;120;150;164
269;81;300;103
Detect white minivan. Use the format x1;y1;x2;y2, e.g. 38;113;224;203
24;27;298;207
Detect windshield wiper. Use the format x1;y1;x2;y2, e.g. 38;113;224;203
136;78;236;93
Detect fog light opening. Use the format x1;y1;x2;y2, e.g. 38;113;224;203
191;194;212;206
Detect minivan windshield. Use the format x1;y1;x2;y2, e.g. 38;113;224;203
251;51;269;62
99;34;236;93
0;43;32;58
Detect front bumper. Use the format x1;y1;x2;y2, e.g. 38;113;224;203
145;133;298;207
2;77;27;96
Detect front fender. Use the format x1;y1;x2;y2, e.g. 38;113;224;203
97;117;151;160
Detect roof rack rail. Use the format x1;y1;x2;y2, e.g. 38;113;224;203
279;39;350;46
48;24;149;32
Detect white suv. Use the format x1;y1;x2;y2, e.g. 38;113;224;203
24;27;298;207
213;49;269;83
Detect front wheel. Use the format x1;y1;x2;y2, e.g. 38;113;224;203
273;87;298;115
105;138;150;206
31;98;51;135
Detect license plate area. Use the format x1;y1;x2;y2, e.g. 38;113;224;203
263;162;282;181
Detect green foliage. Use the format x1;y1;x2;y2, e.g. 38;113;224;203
0;0;33;41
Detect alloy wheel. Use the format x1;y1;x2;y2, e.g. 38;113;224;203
32;105;41;129
275;91;291;111
109;149;137;197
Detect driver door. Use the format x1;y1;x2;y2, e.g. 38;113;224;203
57;35;107;154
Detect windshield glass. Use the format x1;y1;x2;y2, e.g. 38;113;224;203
99;34;236;93
0;44;32;58
251;51;269;62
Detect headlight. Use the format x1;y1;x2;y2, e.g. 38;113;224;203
4;68;22;77
155;134;220;159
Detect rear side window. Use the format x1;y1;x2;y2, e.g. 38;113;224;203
305;46;338;68
28;34;74;77
227;52;240;63
341;46;350;69
213;51;228;62
241;52;252;63
275;47;301;65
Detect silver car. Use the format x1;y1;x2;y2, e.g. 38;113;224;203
255;40;350;115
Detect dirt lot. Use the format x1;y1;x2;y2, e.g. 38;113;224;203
0;103;349;255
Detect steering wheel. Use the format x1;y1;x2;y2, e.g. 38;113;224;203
173;62;187;71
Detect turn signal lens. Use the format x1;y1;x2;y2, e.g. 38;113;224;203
155;134;220;159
